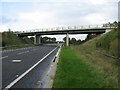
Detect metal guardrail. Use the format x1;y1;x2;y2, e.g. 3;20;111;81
14;24;117;34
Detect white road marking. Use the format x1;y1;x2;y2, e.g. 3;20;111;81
4;46;59;89
12;60;22;63
0;56;8;59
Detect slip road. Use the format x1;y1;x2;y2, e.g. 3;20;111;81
2;44;60;89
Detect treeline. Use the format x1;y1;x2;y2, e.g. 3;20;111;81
103;21;118;28
63;33;98;45
29;36;57;44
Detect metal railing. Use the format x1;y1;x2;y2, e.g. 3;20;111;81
14;24;117;34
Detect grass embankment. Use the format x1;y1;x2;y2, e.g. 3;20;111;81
53;29;118;88
1;32;33;50
95;29;118;58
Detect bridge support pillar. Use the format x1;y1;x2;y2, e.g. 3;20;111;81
34;35;41;45
66;33;69;46
34;35;37;45
38;35;41;44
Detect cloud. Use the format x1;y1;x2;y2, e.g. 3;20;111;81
1;0;119;40
79;13;108;25
1;16;17;24
1;1;118;29
2;10;59;31
18;11;57;23
88;0;108;5
0;25;9;32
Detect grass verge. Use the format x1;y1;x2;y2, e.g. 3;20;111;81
53;47;118;88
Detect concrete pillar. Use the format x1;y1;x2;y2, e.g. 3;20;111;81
34;35;37;45
38;35;41;44
34;35;42;45
66;33;69;46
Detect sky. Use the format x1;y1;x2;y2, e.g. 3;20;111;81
0;0;119;41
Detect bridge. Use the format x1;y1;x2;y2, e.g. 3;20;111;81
15;24;116;46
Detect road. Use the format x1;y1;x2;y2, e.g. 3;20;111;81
2;44;60;89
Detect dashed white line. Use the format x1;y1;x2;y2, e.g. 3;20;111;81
4;46;59;89
12;60;22;63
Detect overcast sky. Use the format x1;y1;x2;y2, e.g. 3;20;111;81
0;0;119;41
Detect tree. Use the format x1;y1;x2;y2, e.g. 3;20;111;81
85;34;97;41
2;41;6;47
29;37;34;43
85;34;91;41
113;21;117;24
51;37;56;42
42;37;49;43
63;36;70;43
8;28;12;32
41;37;56;43
70;38;76;44
77;39;82;44
113;21;118;27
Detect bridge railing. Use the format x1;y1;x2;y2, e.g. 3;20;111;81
14;24;117;34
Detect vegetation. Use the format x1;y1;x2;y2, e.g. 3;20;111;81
41;36;56;43
63;37;83;45
69;29;119;88
53;28;118;88
95;29;118;57
63;21;119;46
29;36;56;44
1;31;57;50
53;47;118;88
1;31;33;50
63;33;100;45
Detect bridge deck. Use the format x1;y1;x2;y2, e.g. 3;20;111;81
14;25;116;36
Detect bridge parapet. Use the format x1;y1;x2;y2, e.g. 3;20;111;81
14;24;117;34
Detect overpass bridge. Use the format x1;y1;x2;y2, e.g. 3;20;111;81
14;24;116;46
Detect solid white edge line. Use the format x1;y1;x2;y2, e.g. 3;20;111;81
40;45;61;88
4;46;59;89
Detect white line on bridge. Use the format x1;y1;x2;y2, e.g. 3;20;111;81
4;45;59;89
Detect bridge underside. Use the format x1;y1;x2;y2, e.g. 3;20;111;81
18;29;106;37
17;28;106;46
